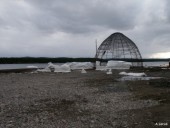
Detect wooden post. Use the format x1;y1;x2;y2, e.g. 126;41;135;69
95;39;98;58
95;39;98;69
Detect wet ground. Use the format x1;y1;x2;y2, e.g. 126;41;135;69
0;69;170;128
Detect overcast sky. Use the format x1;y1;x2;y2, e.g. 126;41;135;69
0;0;170;58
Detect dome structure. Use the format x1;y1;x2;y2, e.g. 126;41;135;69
96;32;143;67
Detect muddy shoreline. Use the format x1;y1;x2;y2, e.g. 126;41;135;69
0;69;170;128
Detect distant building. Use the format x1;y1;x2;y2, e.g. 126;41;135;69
96;32;143;67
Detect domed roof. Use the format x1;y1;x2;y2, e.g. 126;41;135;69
96;32;143;66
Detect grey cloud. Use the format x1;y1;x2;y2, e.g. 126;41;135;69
0;0;170;58
0;0;143;34
26;0;142;34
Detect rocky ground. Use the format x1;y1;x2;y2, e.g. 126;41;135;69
0;69;170;128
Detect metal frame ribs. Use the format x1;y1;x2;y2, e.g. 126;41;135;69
96;32;143;67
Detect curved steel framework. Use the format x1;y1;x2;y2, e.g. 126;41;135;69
96;32;143;67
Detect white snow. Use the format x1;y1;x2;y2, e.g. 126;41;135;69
119;72;147;77
26;66;38;68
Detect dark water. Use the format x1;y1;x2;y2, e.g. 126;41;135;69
0;62;169;69
0;63;47;69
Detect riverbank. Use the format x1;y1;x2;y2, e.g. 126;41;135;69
0;69;169;127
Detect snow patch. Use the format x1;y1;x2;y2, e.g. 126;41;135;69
119;72;147;77
27;66;38;68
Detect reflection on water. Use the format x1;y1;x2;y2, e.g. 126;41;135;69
0;63;63;69
0;64;45;69
118;76;162;81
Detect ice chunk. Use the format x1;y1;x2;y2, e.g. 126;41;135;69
96;66;107;71
106;69;112;74
37;68;51;72
81;69;87;73
37;62;71;73
47;62;55;69
67;62;94;69
96;61;100;66
54;64;71;73
96;61;107;71
96;60;131;70
160;64;169;67
119;72;127;75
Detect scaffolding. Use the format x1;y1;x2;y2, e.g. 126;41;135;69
96;32;143;67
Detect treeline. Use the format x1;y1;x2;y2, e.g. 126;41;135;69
106;58;170;62
0;57;97;64
0;57;169;64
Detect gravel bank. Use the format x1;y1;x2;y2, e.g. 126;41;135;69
0;70;168;128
